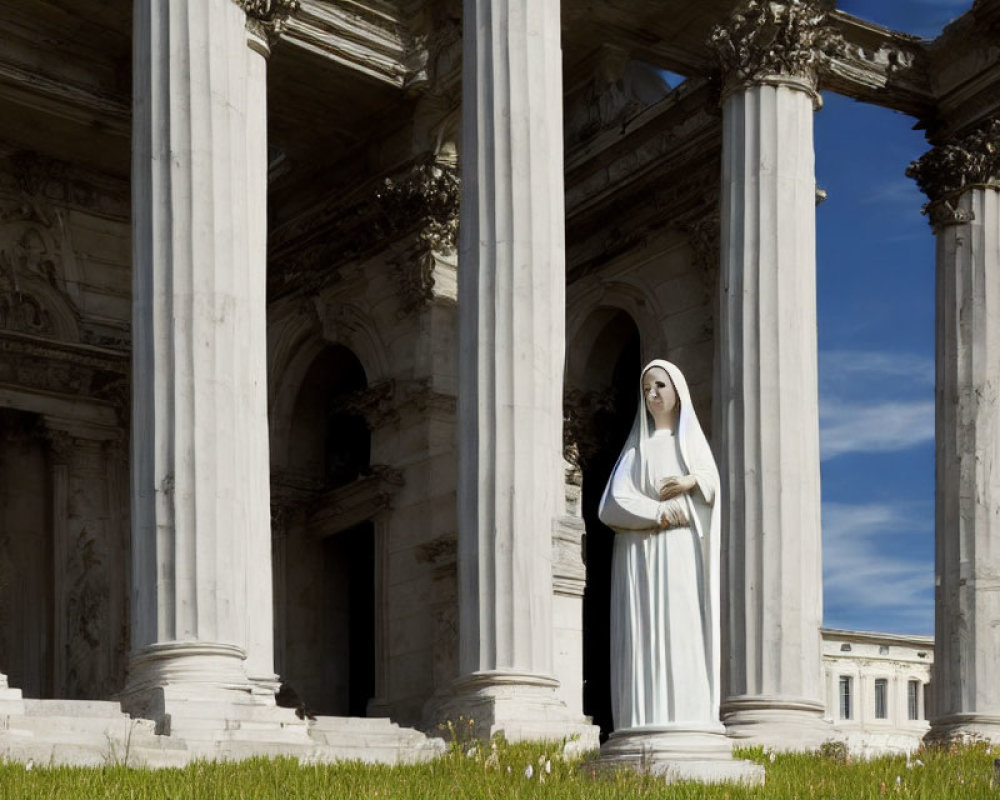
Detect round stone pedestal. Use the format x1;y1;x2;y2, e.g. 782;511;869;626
596;724;765;785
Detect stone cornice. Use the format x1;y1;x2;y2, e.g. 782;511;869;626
710;0;844;96
907;119;1000;224
279;0;409;87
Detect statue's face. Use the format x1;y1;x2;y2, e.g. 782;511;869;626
642;366;677;423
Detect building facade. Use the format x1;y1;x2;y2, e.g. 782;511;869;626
0;0;998;765
822;629;934;757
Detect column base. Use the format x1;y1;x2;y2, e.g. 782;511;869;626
927;714;1000;745
595;724;764;785
426;670;599;754
120;641;266;733
722;696;832;751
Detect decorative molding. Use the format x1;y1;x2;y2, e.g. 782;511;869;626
710;0;844;95
269;157;458;298
552;517;586;598
280;0;408;87
306;465;404;536
332;380;399;430
907;119;1000;225
0;333;128;408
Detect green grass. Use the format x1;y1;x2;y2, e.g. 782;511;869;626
1;740;997;799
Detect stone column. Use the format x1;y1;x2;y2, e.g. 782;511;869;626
443;0;595;747
710;1;835;748
125;0;290;721
908;119;1000;743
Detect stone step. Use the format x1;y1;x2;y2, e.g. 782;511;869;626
309;715;415;733
0;734;189;769
11;714;157;738
22;699;126;718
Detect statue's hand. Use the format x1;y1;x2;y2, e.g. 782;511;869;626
658;475;697;500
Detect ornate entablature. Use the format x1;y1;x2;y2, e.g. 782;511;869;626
907;118;1000;227
710;0;845;96
269;157;459;303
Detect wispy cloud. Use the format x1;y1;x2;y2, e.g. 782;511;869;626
821;398;935;459
859;179;924;208
819;349;934;460
822;501;933;634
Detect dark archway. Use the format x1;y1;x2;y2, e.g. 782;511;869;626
280;343;377;716
575;311;641;741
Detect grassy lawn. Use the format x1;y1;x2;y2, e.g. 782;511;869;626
1;740;997;799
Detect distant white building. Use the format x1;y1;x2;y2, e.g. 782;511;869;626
821;629;933;756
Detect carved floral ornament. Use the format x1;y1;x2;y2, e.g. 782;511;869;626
906;119;1000;226
709;0;844;94
235;0;299;44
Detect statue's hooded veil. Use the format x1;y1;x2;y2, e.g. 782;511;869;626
600;358;722;716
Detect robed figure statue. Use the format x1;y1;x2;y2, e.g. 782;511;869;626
598;359;721;732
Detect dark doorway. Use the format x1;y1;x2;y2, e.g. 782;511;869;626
580;317;640;741
322;522;375;717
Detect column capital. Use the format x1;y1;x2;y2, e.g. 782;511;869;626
710;0;843;101
235;0;299;53
907;118;1000;227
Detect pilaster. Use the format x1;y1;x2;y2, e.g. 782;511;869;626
125;0;280;724
439;0;596;748
908;120;1000;743
711;0;835;749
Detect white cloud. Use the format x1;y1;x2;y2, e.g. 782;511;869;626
820;350;934;391
822;501;933;634
818;350;934;459
821;398;934;459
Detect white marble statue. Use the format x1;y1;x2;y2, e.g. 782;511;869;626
598;359;721;730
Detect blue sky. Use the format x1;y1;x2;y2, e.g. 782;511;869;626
815;0;973;635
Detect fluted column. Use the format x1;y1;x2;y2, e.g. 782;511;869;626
444;0;595;746
711;1;834;748
908;120;1000;743
125;0;289;719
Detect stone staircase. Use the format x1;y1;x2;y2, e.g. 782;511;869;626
1;699;189;768
0;692;444;768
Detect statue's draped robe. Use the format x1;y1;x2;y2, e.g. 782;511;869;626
598;360;721;731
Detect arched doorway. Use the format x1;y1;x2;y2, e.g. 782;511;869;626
569;310;641;740
276;344;377;717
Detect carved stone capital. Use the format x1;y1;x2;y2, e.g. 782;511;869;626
236;0;299;51
907;119;1000;224
710;0;843;97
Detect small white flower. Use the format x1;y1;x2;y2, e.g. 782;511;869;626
915;758;924;767
466;746;477;758
24;760;33;771
506;766;512;775
768;751;776;763
524;764;534;779
896;775;902;785
545;759;552;774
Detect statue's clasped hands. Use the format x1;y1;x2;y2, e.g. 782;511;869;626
656;475;697;531
657;475;697;501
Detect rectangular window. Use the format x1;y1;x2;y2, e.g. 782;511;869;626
875;678;888;719
839;676;852;720
908;680;921;720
